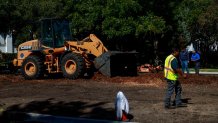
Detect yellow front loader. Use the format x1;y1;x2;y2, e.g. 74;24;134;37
13;18;137;79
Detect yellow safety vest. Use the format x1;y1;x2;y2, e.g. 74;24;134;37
164;54;178;80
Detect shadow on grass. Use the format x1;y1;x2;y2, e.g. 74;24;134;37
0;98;116;122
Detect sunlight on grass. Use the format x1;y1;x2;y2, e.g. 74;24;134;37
189;68;218;72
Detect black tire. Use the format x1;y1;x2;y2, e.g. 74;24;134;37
21;56;44;79
61;53;85;79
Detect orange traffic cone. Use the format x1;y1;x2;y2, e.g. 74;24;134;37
121;111;128;121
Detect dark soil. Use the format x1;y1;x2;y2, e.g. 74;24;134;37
0;72;218;123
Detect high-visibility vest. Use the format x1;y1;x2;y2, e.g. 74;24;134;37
164;54;178;80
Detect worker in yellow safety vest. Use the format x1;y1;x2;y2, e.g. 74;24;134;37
164;48;187;109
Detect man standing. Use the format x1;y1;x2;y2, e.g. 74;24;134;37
191;50;200;75
179;47;190;74
164;48;187;109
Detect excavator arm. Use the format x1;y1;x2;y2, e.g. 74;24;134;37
66;34;108;57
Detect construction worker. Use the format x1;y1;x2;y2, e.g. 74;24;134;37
164;48;187;109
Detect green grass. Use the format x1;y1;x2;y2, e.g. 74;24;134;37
189;68;218;72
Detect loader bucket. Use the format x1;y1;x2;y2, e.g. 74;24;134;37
94;51;138;77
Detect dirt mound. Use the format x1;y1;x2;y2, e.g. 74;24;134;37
180;74;218;84
0;72;217;87
92;72;218;87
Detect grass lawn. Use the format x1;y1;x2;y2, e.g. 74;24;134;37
189;68;218;72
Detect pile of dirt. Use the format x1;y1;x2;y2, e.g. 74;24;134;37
93;72;164;84
92;72;218;87
0;72;218;87
180;74;218;85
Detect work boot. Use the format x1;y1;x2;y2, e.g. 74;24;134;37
164;105;175;109
176;103;187;108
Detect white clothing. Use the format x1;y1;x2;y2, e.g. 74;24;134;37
115;91;129;120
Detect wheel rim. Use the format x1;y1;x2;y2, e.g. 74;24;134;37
65;60;77;74
25;62;36;76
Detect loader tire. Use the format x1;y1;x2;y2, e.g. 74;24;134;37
61;53;85;79
21;56;44;80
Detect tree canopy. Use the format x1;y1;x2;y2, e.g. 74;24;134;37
0;0;217;66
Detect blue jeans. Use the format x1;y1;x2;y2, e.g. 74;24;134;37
164;79;182;106
181;60;189;74
194;61;200;75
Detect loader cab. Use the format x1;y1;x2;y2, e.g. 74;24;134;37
40;18;72;48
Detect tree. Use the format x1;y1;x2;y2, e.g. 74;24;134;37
67;0;105;39
68;0;142;50
102;0;167;52
0;0;22;34
102;0;141;39
197;0;218;45
0;0;66;46
173;0;213;44
135;13;166;63
196;0;218;66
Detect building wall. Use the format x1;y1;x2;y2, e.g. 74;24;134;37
0;33;16;53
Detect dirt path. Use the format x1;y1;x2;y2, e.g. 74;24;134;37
0;73;218;122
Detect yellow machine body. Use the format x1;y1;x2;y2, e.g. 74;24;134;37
13;19;137;79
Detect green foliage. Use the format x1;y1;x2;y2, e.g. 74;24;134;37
0;0;21;33
103;0;141;18
197;1;218;44
102;0;141;39
173;0;213;42
0;0;66;45
0;0;168;44
67;0;104;38
136;13;166;37
102;17;136;39
0;0;217;67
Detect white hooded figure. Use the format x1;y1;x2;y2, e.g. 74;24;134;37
115;91;129;121
187;43;195;52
